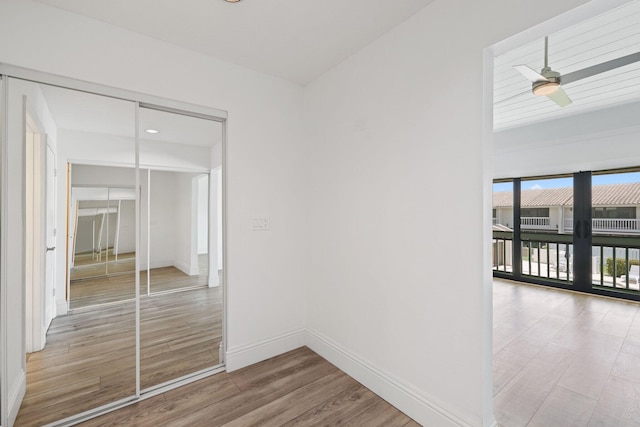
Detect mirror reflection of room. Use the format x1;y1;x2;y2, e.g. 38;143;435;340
69;167;218;309
71;197;136;278
69;165;137;309
10;77;225;426
142;170;211;295
138;106;223;389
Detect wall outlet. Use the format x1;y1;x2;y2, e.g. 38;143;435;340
252;217;269;231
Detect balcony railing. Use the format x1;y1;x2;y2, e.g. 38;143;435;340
564;218;640;234
521;217;551;229
593;218;640;234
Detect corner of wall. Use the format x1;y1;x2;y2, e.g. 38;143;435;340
305;329;476;427
56;300;68;316
174;260;197;277
225;329;306;372
7;368;26;426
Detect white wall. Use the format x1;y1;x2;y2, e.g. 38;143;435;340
495;100;640;178
0;0;307;404
303;1;589;426
198;175;209;255
171;172;196;275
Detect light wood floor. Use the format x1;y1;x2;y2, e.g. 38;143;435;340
25;277;637;426
70;255;210;309
494;278;640;426
15;286;222;427
77;347;420;427
71;251;136;280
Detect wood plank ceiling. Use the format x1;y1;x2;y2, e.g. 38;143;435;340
494;0;640;131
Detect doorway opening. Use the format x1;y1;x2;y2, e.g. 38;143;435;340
486;0;640;425
24;108;56;354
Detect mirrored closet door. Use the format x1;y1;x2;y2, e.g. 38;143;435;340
5;72;226;426
138;106;224;390
9;79;138;425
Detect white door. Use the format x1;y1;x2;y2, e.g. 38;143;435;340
45;141;56;327
25;110;55;352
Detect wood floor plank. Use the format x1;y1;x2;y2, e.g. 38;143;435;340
169;358;339;426
70;254;209;309
228;346;322;391
221;370;357;427
78;396;168;427
280;384;379;426
344;400;413;426
73;348;419;427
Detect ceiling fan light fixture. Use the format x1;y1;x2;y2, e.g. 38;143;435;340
532;81;560;96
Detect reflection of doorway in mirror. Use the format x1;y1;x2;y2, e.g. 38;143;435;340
69;181;137;309
146;170;211;294
138;104;224;391
197;173;209;274
25;109;56;353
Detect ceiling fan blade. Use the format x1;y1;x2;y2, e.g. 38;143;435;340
562;51;640;85
547;86;572;107
514;65;548;82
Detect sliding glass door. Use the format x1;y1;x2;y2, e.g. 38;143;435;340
493;168;640;301
520;176;574;283
591;170;640;293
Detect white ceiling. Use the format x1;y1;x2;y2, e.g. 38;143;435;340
494;0;640;131
34;0;435;86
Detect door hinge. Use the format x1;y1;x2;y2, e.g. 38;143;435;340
54;168;57;177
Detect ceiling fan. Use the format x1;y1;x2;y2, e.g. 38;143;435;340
515;36;640;107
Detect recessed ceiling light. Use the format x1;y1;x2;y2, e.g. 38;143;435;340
145;129;159;134
225;0;241;2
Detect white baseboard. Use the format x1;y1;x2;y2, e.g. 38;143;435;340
208;269;221;288
306;329;475;427
142;259;173;271
56;301;68;316
174;260;198;276
225;329;306;372
7;368;26;426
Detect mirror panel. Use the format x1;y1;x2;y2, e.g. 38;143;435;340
138;106;223;389
70;169;137;309
10;80;138;425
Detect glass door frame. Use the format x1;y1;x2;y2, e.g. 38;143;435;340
493;169;640;302
0;63;228;426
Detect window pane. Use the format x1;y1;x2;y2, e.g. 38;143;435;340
591;171;640;290
492;181;513;273
520;177;573;282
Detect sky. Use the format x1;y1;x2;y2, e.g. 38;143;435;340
493;172;640;193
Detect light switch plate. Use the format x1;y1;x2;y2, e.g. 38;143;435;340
252;217;269;231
